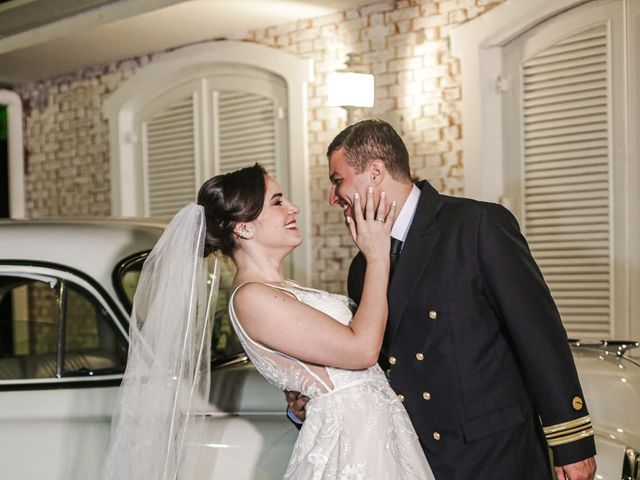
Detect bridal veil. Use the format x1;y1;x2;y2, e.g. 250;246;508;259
101;204;220;479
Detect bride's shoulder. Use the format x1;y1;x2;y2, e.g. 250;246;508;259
232;282;297;309
233;281;276;298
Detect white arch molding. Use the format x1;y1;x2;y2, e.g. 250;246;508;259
450;0;592;203
104;41;313;283
0;89;25;218
451;0;640;340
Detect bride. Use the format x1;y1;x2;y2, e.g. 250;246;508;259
198;164;433;479
101;162;434;480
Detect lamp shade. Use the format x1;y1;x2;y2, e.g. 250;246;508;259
327;72;374;108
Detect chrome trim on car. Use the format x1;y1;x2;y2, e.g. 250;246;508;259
569;339;640;357
56;280;67;378
211;354;249;370
623;446;639;480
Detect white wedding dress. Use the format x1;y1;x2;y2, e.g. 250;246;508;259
229;281;435;480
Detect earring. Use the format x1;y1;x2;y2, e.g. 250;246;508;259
234;228;254;240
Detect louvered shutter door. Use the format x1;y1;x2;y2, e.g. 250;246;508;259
144;95;197;217
216;91;278;177
521;25;610;338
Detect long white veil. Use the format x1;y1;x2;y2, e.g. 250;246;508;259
102;204;220;479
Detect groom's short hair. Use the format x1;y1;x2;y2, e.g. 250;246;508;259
327;119;412;182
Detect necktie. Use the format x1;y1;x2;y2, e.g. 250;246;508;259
382;237;403;357
390;237;403;278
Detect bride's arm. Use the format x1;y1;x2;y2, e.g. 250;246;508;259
234;188;395;370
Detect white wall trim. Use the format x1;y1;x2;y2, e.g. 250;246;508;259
0;89;25;218
104;40;313;283
625;0;640;341
450;0;591;202
452;0;640;340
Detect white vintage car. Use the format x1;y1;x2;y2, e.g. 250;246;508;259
0;219;638;480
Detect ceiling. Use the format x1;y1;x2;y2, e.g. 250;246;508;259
0;0;374;85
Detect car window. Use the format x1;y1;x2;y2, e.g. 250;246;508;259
0;274;127;380
63;283;127;376
113;252;147;313
211;258;244;365
115;253;245;366
0;276;58;379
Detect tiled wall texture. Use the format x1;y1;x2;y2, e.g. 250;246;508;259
17;0;504;292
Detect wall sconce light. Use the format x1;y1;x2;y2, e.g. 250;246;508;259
327;53;374;123
327;71;375;108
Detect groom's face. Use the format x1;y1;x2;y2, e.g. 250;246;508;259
328;147;371;220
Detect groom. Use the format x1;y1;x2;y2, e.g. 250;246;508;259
290;120;596;479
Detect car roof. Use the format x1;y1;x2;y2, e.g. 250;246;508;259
0;218;165;304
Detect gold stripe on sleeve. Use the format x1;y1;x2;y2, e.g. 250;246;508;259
543;415;591;435
546;428;594;447
546;423;592;440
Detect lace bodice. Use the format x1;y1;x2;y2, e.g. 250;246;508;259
228;281;384;399
228;281;435;479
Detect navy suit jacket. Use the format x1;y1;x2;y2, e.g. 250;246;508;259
347;181;596;479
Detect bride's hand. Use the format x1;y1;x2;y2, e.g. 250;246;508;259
346;186;397;263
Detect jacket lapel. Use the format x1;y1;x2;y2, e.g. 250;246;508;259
386;181;441;346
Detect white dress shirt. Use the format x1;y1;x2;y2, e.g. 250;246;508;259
391;185;421;246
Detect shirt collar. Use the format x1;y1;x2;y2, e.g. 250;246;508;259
391;185;420;243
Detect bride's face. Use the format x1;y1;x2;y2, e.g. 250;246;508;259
248;175;302;250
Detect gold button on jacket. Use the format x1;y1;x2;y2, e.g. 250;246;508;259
572;396;584;411
389;356;397;365
422;392;431;400
433;432;441;441
428;310;437;320
397;394;405;402
416;353;424;361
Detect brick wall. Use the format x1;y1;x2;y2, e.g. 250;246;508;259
17;0;504;292
19;63;145;217
237;0;504;291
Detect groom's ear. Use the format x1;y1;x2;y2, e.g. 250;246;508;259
368;159;386;185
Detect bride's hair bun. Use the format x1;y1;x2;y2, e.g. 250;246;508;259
197;163;267;257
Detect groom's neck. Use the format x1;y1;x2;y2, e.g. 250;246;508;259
384;181;413;217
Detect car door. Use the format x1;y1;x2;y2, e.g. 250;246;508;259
189;259;298;479
0;265;128;480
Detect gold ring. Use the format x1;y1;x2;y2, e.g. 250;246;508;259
375;218;385;223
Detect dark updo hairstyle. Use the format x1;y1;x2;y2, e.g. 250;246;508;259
197;163;267;257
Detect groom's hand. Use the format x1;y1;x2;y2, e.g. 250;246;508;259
285;390;309;421
555;457;596;480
